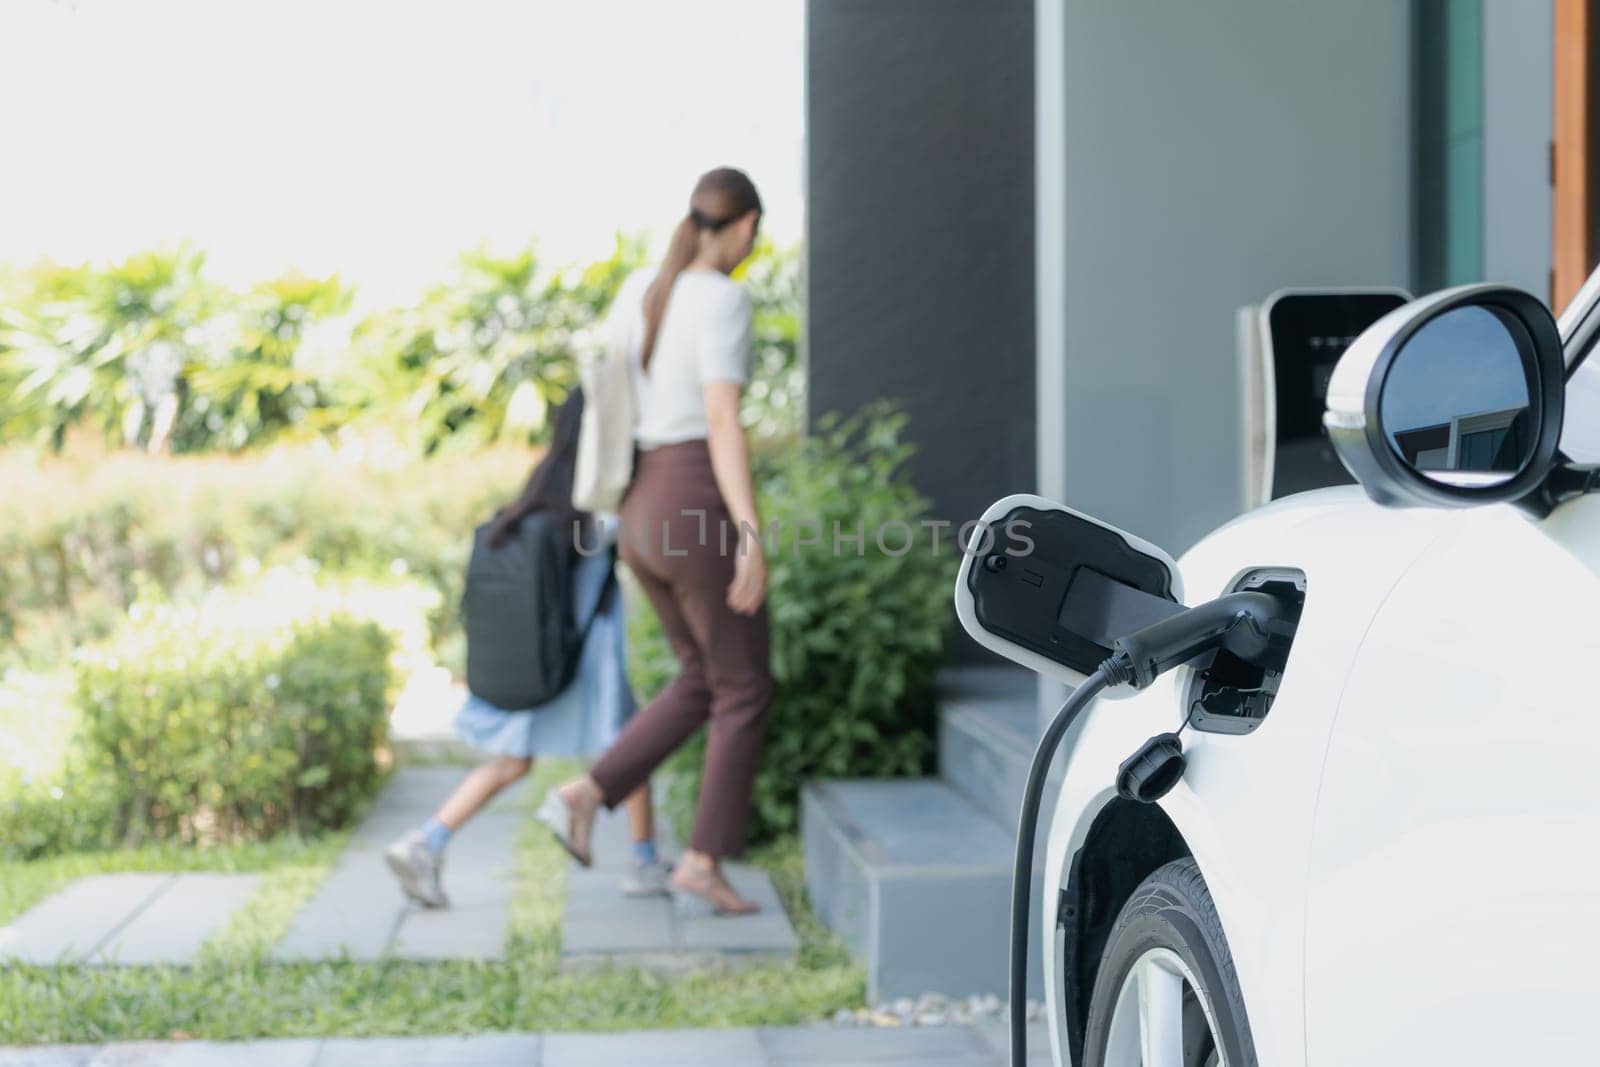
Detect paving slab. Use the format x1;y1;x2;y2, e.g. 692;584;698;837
0;1045;322;1067
0;874;174;966
103;1040;319;1066
82;1046;173;1066
0;872;256;968
543;1028;766;1067
1;1025;1022;1066
94;874;261;966
0;1047;99;1067
557;807;798;973
272;767;527;963
676;866;796;954
313;1034;541;1065
974;1021;1053;1065
759;1025;992;1063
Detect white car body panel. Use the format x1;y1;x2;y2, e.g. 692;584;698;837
1041;487;1600;1065
1303;493;1600;1063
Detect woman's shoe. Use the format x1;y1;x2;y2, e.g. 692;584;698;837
536;784;597;867
670;861;759;916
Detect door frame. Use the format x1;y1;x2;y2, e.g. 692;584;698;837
1554;0;1594;309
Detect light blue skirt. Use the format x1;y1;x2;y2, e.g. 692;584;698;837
453;545;637;759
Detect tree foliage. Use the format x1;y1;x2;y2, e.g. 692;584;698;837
0;237;803;454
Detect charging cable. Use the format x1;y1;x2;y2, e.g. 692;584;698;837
1009;657;1131;1067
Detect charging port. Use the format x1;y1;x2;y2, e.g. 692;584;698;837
1185;568;1306;735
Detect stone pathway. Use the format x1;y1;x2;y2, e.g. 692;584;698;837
274;765;526;963
0;873;260;967
0;1022;1052;1066
4;762;800;972
559;805;799;973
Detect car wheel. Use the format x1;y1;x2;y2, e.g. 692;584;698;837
1081;858;1257;1067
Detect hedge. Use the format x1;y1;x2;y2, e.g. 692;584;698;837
1;584;399;860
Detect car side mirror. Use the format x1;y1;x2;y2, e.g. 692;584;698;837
954;494;1183;695
1323;284;1565;509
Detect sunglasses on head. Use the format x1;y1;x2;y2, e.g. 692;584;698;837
692;208;760;233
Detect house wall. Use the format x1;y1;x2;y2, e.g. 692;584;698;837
805;0;1036;530
1037;0;1415;556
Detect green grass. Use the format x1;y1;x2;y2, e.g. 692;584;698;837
0;760;864;1044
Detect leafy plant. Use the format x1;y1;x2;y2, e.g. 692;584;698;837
0;247;218;451
353;235;646;452
0;238;803;456
737;239;804;441
629;403;952;844
0;250;353;454
175;272;353;451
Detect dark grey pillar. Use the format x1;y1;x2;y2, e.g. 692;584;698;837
805;0;1035;533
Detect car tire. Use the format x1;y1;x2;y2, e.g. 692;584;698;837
1081;858;1258;1067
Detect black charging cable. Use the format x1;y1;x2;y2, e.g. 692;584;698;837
1009;654;1134;1067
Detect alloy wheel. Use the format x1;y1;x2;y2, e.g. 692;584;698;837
1099;946;1224;1067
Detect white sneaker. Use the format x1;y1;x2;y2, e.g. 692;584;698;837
384;831;449;908
619;858;673;897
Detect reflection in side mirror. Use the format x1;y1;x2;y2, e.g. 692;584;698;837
1378;304;1536;488
1322;284;1565;510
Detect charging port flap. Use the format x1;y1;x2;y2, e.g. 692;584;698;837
955;494;1184;692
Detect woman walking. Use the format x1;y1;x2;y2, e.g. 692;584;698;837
540;167;773;915
385;394;667;908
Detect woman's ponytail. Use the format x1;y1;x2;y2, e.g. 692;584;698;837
640;214;699;372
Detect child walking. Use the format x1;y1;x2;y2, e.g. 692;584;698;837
384;394;667;908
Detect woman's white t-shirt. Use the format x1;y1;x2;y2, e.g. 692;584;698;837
608;267;752;449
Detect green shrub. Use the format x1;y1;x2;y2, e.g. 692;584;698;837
0;670;117;859
629;404;952;845
0;756;121;861
0;588;396;860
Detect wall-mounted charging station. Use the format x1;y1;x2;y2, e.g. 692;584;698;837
1238;287;1412;510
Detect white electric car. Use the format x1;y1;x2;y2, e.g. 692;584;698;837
962;274;1600;1066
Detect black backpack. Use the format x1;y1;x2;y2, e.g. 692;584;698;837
462;513;612;711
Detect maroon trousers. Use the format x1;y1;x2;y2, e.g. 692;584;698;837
588;441;773;858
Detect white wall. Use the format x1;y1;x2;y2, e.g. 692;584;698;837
1037;0;1414;554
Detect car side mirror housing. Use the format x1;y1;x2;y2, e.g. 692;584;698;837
954;494;1183;695
1323;284;1566;509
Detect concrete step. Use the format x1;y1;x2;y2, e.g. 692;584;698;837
935;664;1063;848
801;778;1016;1002
937;667;1039;829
